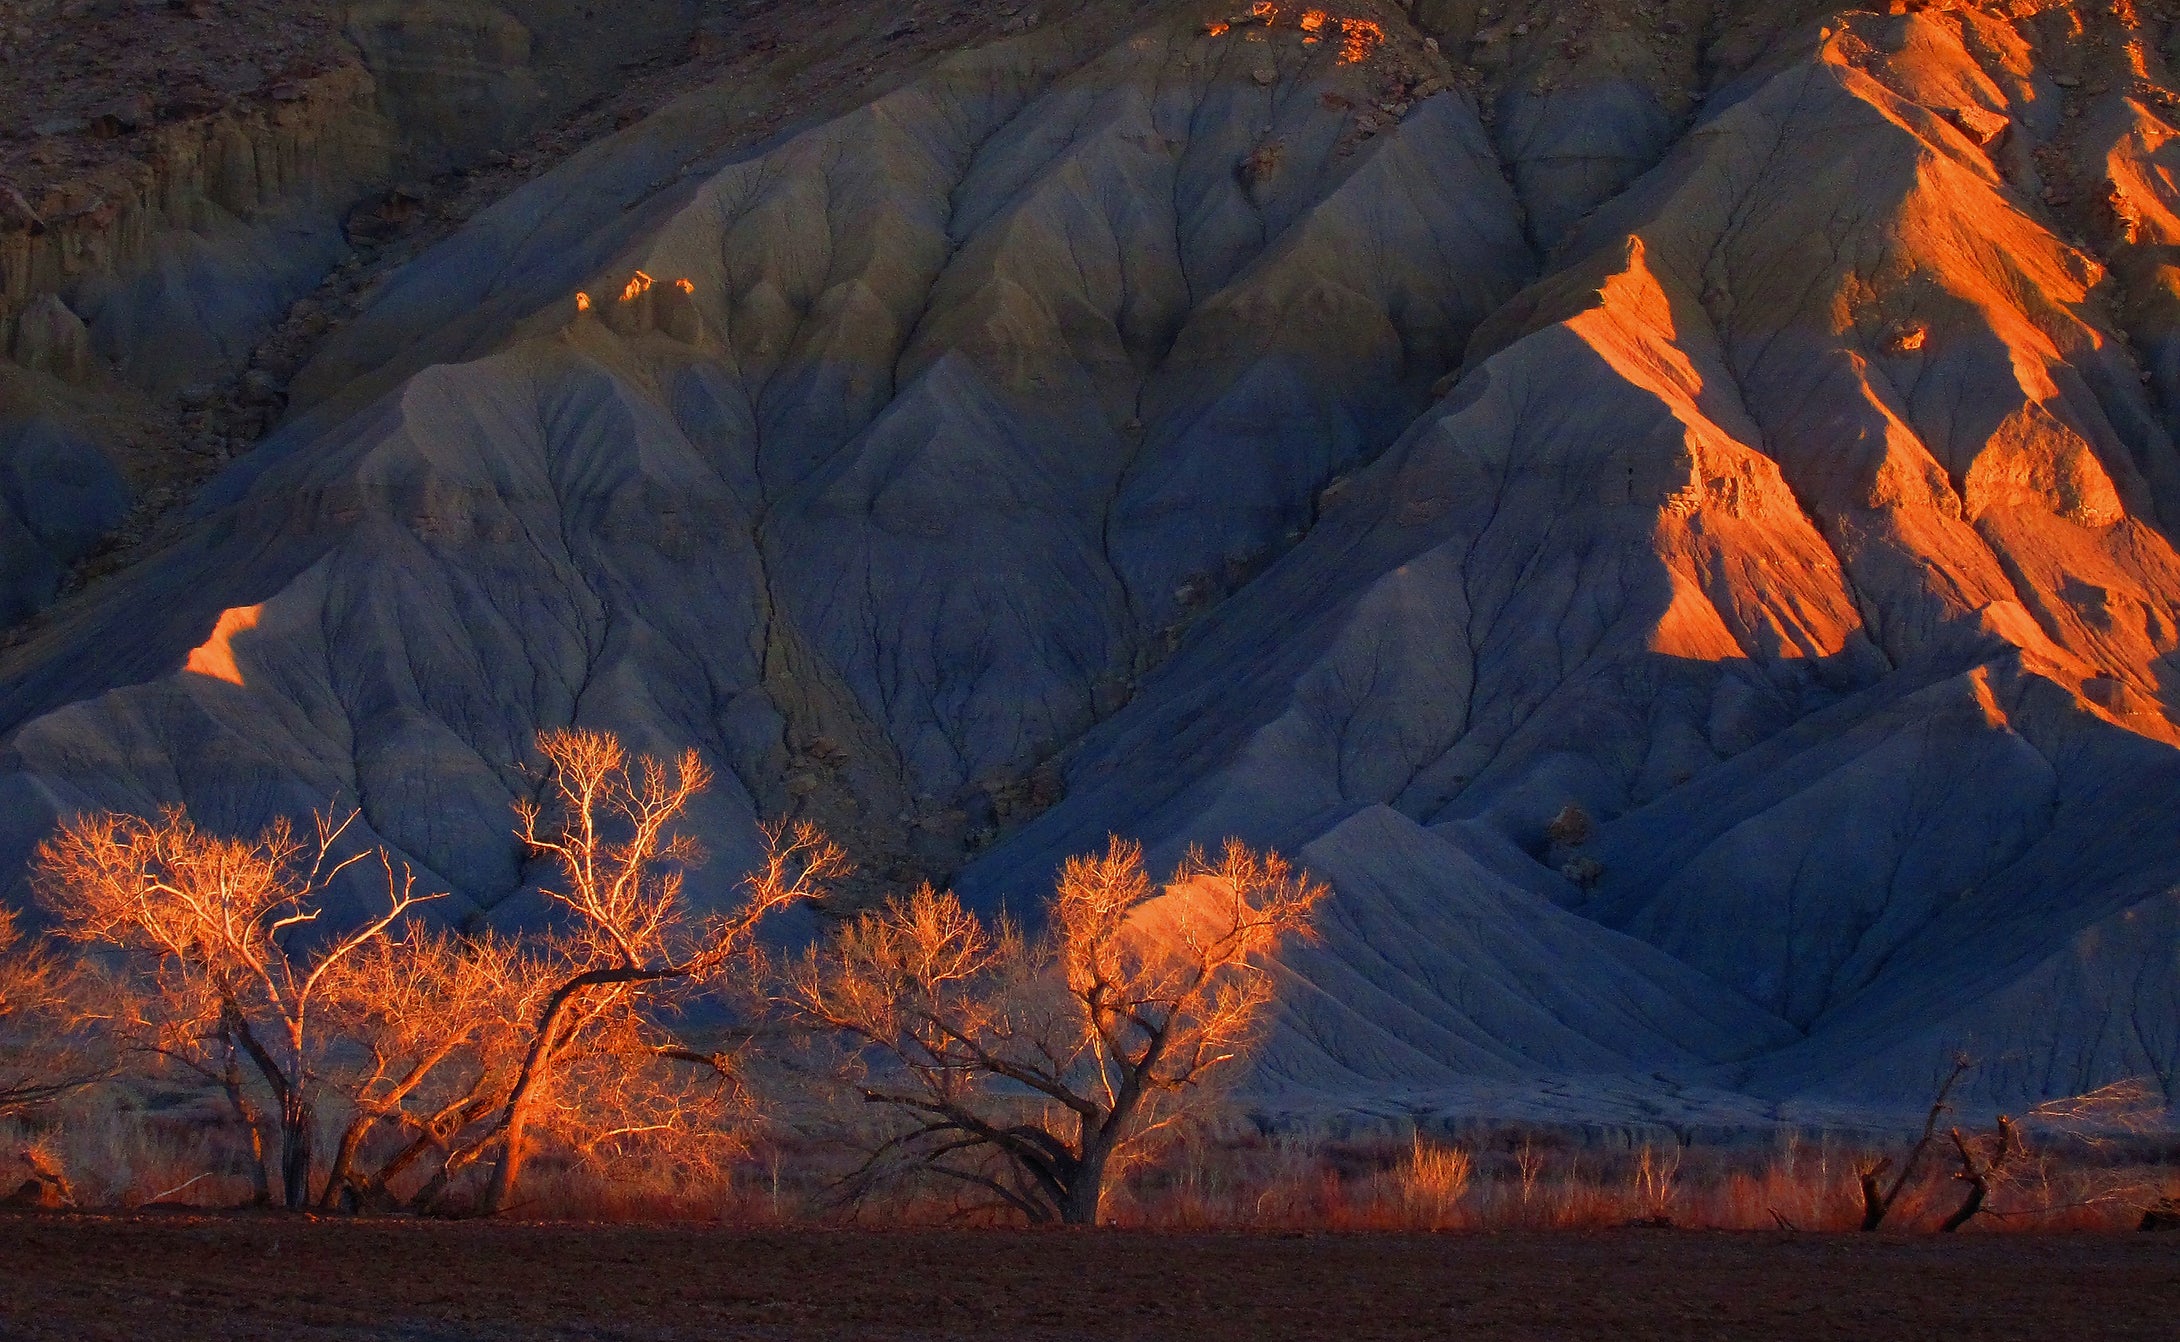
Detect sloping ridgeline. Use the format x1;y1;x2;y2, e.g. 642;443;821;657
1;0;2176;1125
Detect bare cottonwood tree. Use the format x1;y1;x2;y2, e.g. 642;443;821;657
33;806;435;1209
313;929;533;1211
0;905;109;1118
786;836;1325;1225
474;729;840;1215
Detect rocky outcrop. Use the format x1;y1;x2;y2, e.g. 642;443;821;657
340;1;710;175
0;0;1049;640
0;62;394;395
1;0;2177;1126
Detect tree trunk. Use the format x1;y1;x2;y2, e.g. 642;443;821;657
1940;1119;2014;1233
320;1113;375;1211
1059;1139;1111;1226
410;1134;496;1216
1939;1178;1989;1232
280;1091;315;1211
480;966;649;1216
369;1089;499;1212
483;1101;534;1216
1857;1163;1889;1231
218;1040;273;1207
220;1006;313;1209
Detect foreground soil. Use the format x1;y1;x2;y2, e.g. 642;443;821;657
0;1216;2174;1340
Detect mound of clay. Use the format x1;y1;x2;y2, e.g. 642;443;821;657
2;0;2178;1125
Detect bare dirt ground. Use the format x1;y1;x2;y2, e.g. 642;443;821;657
0;1216;2174;1341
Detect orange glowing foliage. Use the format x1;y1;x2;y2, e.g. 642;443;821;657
1251;0;1279;19
575;291;592;312
34;804;437;1210
1338;16;1383;64
785;835;1325;1226
1206;20;1229;35
674;277;694;294
620;270;655;303
1299;9;1326;31
478;730;832;1215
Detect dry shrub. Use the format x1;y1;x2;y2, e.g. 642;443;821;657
33;804;436;1209
1630;1143;1681;1223
1399;1135;1472;1229
13;729;824;1219
478;730;826;1215
1097;1121;2175;1233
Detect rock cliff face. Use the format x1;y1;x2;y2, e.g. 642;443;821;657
3;0;2179;1124
341;0;710;174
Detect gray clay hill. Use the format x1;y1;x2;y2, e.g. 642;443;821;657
2;0;2177;1128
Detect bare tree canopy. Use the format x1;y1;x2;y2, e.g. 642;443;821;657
312;928;536;1212
32;807;434;1208
475;729;838;1215
0;906;111;1118
1853;1057;2170;1232
787;836;1325;1225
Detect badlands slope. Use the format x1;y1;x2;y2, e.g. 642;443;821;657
3;0;2179;1126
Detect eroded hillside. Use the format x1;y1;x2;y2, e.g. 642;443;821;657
2;0;2177;1125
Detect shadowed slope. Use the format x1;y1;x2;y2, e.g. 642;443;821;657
2;0;2179;1121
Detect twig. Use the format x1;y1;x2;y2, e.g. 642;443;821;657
142;1171;215;1206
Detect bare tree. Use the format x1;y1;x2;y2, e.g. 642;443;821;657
33;806;435;1209
0;905;109;1118
1857;1059;2166;1232
474;729;838;1215
1939;1114;2018;1232
1855;1054;1970;1231
1938;1078;2165;1232
313;929;534;1211
785;836;1326;1225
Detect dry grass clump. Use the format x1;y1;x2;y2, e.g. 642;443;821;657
1398;1136;1472;1230
1087;1121;2177;1234
7;1095;2175;1231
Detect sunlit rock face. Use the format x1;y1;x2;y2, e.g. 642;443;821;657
3;0;2180;1124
